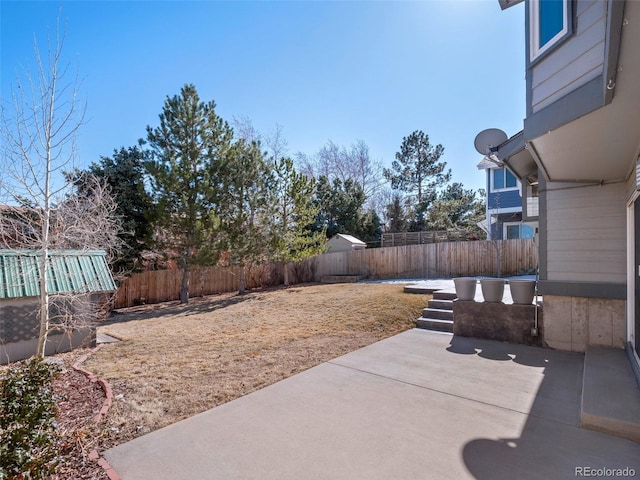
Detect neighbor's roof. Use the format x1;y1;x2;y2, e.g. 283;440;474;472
0;249;116;299
329;234;366;245
477;156;500;170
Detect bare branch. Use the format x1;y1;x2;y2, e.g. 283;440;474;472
0;15;117;359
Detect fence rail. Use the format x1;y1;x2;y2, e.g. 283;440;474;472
113;239;537;309
380;230;473;247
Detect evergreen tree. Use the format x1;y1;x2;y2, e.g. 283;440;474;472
314;176;366;238
427;183;486;236
218;140;274;294
145;84;233;303
73;146;154;275
408;190;437;232
357;209;383;246
271;157;325;286
385;194;409;233
313;176;381;245
384;130;451;229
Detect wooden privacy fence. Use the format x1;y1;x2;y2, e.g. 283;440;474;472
113;239;537;308
113;263;284;309
307;239;537;280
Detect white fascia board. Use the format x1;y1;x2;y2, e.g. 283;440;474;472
488;206;522;215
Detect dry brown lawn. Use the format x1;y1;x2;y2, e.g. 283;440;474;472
84;282;428;447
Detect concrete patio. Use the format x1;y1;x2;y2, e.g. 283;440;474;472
105;330;640;479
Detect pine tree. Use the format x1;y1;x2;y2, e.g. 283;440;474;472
385;194;409;233
145;84;233;303
314;176;366;238
218;140;274;294
271;157;325;286
427;183;485;235
383;130;451;229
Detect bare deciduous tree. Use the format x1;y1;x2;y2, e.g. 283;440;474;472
264;122;288;161
295;139;385;212
0;21;121;357
232;116;289;162
232;115;261;144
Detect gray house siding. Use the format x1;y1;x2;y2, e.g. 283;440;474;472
545;180;626;284
530;0;607;114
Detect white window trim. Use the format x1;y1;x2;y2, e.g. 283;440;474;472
529;0;570;62
489;168;520;193
626;191;640;369
489;206;522;216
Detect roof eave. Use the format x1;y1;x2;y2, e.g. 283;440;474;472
498;0;524;11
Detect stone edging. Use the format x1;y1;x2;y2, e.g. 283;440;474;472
72;344;122;480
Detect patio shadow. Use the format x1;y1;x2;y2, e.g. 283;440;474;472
448;336;640;479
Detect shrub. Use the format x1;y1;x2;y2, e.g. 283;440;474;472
0;358;61;479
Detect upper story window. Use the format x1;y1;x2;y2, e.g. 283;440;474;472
529;0;573;62
491;168;518;191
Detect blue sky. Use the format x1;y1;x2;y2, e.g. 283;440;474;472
1;0;525;194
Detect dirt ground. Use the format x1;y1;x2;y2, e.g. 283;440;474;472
84;282;429;449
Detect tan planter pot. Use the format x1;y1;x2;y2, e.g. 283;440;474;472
480;278;505;303
509;279;536;305
453;277;477;301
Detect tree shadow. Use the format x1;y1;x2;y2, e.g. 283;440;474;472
101;293;253;325
102;282;323;326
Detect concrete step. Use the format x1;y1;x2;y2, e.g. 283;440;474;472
421;307;453;321
403;285;439;294
416;317;453;333
581;347;640;443
428;299;453;310
433;291;457;301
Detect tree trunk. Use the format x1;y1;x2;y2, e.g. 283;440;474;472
180;266;190;304
36;249;49;358
284;263;290;287
239;266;246;295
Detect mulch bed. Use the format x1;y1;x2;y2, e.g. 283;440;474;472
51;355;109;480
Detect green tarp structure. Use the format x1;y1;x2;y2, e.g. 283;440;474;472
0;249;116;299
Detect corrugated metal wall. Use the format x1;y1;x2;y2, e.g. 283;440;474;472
0;250;116;299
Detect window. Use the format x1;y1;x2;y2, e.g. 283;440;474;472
504;222;536;240
524;183;539;218
506;225;521;239
492;168;518;191
529;0;572;62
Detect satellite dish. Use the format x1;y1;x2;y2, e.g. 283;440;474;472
474;128;508;155
498;0;524;10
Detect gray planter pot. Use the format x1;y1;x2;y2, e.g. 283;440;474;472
453;277;477;301
509;279;536;305
480;278;505;303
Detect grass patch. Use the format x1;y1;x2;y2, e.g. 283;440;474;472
84;282;429;447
